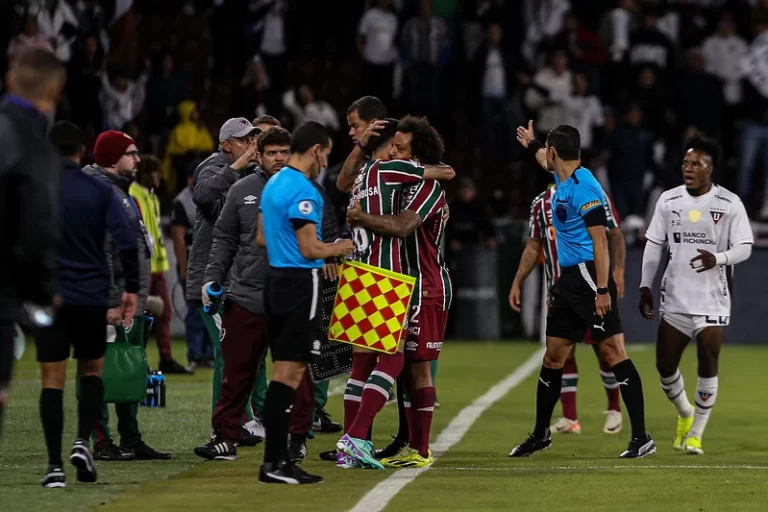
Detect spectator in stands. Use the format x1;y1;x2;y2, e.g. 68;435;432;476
599;0;636;63
171;163;213;368
66;35;103;133
7;15;52;57
358;0;399;111
618;66;671;142
73;0;109;52
596;104;656;220
562;72;603;164
130;156;192;375
446;178;497;253
235;54;279;122
145;52;191;148
702;14;747;107
524;49;572;134
522;0;571;65
35;0;79;63
257;0;288;96
282;84;340;133
551;11;605;91
677;47;724;138
628;6;675;86
161;100;215;194
99;67;148;131
400;0;450;126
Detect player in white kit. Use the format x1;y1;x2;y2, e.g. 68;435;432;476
639;136;754;455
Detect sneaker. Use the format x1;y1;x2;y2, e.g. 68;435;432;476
313;406;342;433
603;410;623;435
551;417;581;434
288;435;308;462
374;436;408;459
238;427;263;447
319;449;338;461
381;447;433;469
244;418;265;438
94;439;135;461
41;465;66;488
684;436;704;455
619;433;656;458
128;441;172;460
194;438;237;461
69;438;97;482
336;433;385;470
259;460;323;484
336;451;361;469
508;431;552;457
158;358;193;375
674;414;694;450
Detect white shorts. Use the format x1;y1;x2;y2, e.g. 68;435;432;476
661;312;730;339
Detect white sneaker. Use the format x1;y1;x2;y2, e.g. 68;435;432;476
603;410;623;434
551;417;581;434
245;418;265;438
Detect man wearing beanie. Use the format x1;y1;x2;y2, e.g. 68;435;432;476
83;130;171;462
186;118;261;439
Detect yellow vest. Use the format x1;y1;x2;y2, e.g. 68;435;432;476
129;183;169;273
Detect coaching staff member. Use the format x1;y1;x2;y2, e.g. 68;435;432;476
257;121;353;484
38;122;139;488
0;49;66;440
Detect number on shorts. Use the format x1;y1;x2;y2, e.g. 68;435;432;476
352;226;370;252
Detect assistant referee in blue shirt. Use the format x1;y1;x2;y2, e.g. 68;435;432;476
256;121;353;484
509;122;655;460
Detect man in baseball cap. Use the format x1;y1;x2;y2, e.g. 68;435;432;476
219;117;261;144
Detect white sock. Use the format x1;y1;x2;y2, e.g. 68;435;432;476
660;369;694;418
688;376;718;440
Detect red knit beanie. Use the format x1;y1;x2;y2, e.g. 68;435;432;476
93;130;136;167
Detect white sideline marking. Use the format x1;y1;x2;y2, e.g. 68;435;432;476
328;381;347;397
347;347;545;512
431;465;768;472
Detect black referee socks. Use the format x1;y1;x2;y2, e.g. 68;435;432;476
78;376;104;441
40;388;64;466
611;359;647;439
533;366;563;438
263;381;296;464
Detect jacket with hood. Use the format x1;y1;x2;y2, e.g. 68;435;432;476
82;164;151;312
161;100;215;190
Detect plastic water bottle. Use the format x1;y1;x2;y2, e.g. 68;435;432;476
203;282;223;314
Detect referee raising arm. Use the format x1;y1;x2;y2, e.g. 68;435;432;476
257;121;353;485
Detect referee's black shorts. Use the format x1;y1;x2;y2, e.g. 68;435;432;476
34;305;108;363
546;261;622;343
265;267;322;363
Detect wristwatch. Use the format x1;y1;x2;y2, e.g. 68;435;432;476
596;287;609;295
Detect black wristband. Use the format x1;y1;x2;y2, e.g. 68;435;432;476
596;287;609;295
528;139;544;158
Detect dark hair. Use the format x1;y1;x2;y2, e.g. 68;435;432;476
252;114;281;128
258;126;291;153
346;96;387;122
396;115;445;165
367;118;399;152
9;48;65;97
136;154;162;179
546;125;581;161
48;121;82;157
685;134;721;170
290;121;330;154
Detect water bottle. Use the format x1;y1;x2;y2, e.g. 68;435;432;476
203;282;223;314
23;303;54;327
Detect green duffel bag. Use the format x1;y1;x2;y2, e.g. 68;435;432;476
102;337;148;404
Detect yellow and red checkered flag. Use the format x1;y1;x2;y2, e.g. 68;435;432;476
328;260;416;355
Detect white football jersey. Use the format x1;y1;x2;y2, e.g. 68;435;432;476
645;185;754;316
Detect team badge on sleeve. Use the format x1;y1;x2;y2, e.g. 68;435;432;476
299;201;313;215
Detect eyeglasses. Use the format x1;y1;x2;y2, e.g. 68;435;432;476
124;150;139;157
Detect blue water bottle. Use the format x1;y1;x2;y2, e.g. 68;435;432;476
203;282;223;314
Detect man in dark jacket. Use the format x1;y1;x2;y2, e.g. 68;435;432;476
82;130;171;462
194;126;291;460
37;121;138;489
186;117;260;416
0;49;65;442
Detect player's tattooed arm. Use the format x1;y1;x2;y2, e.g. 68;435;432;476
347;198;422;237
338;119;390;193
423;164;456;181
607;227;626;298
509;237;543;312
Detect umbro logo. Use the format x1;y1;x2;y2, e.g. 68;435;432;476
244;195;257;205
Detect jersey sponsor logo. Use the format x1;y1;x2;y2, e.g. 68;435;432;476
244;194;257;205
710;210;725;224
426;341;442;350
298;200;313;215
688;209;702;223
581;199;602;212
679;231;715;245
673;233;681;243
408;326;421;336
664;194;683;203
556;203;567;222
354;186;380;200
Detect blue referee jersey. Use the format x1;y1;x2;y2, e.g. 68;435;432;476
260;166;324;269
552;167;606;268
